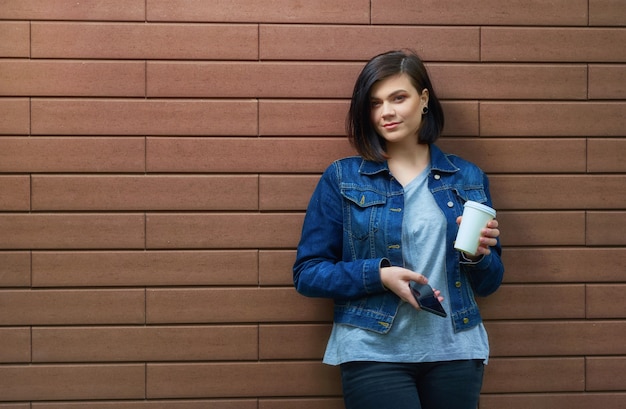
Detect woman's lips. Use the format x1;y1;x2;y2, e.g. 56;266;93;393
383;122;400;130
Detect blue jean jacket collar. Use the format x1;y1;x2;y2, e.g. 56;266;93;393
358;144;460;176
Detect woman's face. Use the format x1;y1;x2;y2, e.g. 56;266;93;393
369;73;429;147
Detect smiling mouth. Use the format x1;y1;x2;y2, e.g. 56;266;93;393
383;122;400;129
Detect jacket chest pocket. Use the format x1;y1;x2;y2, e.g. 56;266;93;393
341;187;386;241
453;186;487;205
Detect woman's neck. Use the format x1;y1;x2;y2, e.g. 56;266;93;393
387;143;430;186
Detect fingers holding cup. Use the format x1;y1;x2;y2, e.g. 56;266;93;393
454;201;497;257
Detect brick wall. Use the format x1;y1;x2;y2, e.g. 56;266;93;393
0;0;625;407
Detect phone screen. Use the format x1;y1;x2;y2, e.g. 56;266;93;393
409;282;447;318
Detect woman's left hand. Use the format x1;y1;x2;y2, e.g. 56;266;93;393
456;216;500;258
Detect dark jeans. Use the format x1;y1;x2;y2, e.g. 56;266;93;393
340;360;484;409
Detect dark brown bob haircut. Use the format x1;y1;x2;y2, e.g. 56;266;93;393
346;49;444;162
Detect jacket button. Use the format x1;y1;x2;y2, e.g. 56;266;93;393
455;281;462;288
463;318;469;324
447;201;454;208
434;174;441;180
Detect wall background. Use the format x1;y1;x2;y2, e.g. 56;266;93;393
1;0;625;407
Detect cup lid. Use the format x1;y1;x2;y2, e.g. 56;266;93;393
463;200;496;217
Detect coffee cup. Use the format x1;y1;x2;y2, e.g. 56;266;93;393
454;200;496;256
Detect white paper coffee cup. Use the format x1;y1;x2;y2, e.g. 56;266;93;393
454;200;496;256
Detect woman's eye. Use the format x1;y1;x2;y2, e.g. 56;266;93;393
394;95;406;102
371;101;381;108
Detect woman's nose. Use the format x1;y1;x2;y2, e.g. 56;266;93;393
381;102;395;117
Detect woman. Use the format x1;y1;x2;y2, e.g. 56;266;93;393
293;49;504;409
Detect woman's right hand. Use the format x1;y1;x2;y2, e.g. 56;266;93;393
380;266;431;310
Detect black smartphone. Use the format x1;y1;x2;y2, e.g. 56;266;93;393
409;281;447;318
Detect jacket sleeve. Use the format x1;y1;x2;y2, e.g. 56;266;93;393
292;163;388;300
461;172;504;297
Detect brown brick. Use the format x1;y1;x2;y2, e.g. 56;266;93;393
590;0;626;25
587;211;626;245
0;137;145;173
31;99;257;136
0;289;145;325
0;327;30;363
0;252;30;287
147;362;341;398
148;62;357;98
0;214;145;250
260;175;318;211
0;60;145;97
586;357;626;391
146;213;303;249
484;358;584;393
480;102;626;137
479;284;585;320
496;211;585;246
0;404;28;409
32;175;258;211
32;250;258;287
587;284;626;319
32;22;258;60
0;364;145;401
588;138;626;173
259;100;349;135
589;64;626;99
146;0;369;24
260;398;344;409
481;393;626;409
372;0;588;25
146;288;333;324
260;25;480;62
486;321;626;357
35;401;258;409
147;137;355;173
259;250;297;286
489;175;626;210
33;325;258;362
0;0;145;20
0;22;29;57
440;101;479;136
502;248;626;283
259;324;332;360
0;98;29;135
0;175;29;211
482;28;626;62
429;64;587;100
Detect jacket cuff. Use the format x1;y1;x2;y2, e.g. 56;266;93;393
459;252;483;264
460;251;492;270
363;258;390;294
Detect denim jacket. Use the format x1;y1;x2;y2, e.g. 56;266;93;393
293;144;504;334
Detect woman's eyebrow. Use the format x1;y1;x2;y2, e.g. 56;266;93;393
371;89;409;100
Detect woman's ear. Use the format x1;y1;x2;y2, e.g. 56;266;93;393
420;88;430;106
